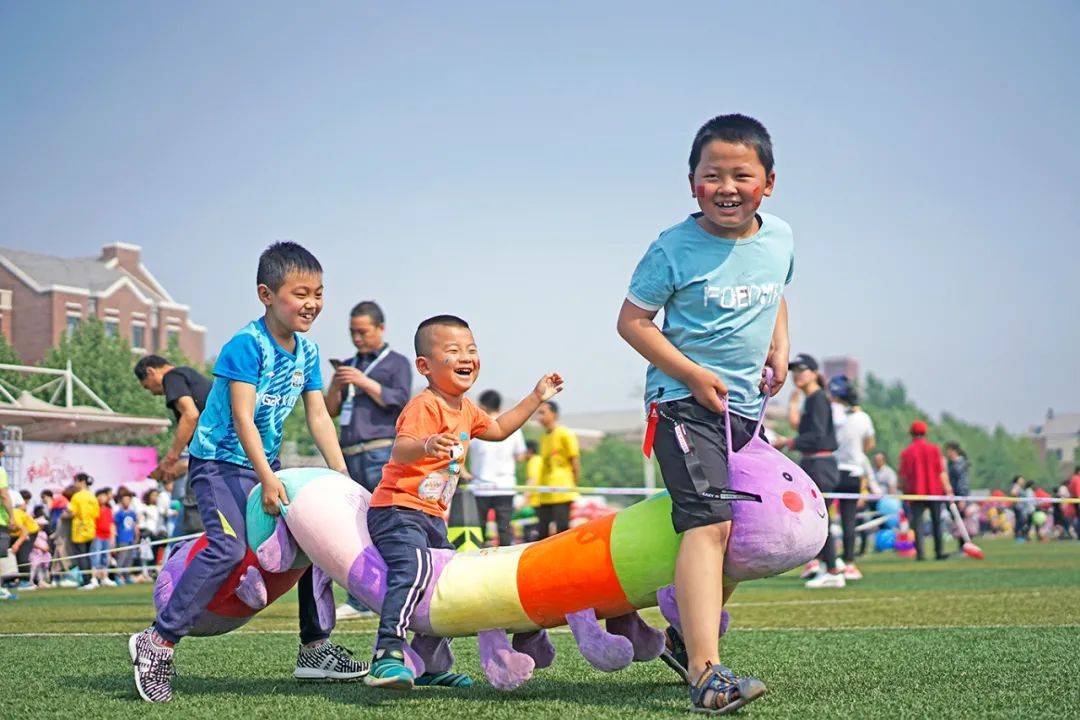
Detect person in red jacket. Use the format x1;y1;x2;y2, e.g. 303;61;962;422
898;421;953;560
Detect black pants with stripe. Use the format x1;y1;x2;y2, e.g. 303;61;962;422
368;506;454;655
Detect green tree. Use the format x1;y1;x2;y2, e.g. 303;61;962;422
0;332;29;398
39;317;171;451
580;435;646;488
860;372;1058;491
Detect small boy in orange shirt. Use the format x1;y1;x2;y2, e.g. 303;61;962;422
365;314;563;690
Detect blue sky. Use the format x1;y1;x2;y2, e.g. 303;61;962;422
1;2;1077;432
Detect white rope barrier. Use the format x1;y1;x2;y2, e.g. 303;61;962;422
505;485;1080;505
1;533;201;580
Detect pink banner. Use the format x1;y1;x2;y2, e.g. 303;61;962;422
17;441;159;501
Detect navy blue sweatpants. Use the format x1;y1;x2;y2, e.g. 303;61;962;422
155;457;326;645
368;506;453;654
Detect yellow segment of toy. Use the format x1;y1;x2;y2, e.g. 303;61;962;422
428;543;534;636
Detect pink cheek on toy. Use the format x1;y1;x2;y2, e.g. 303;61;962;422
782;491;804;513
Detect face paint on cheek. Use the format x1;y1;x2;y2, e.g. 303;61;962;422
695;185;707;200
748;185;762;207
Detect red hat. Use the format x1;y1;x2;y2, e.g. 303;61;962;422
910;420;928;436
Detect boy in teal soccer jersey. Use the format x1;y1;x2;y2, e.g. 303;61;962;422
130;242;366;703
617;115;792;714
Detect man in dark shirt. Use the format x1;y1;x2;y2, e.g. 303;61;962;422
134;355;212;535
325;301;411;620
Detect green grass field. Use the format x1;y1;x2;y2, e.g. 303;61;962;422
2;537;1078;718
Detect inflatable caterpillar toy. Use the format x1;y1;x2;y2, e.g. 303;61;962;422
154;405;827;689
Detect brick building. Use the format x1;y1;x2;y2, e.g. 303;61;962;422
0;242;206;363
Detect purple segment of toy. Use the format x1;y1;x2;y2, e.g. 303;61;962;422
401;639;426;676
410;548;454;629
311;565;337;635
410;633;454;675
234;566;267;610
347;546;388;613
605;611;665;662
657;584;729;638
153;540;193;613
721;376;830;581
478;629;535;691
256;517;296;573
726;431;828;580
511;630;556;669
565;607;634;672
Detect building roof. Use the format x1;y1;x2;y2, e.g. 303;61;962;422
1030;413;1080;439
0;246;166;302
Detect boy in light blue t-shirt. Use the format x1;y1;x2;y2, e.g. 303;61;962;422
617;114;793;714
130;242;365;703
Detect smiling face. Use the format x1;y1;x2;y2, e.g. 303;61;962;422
417;324;480;397
689;140;775;239
259;272;324;334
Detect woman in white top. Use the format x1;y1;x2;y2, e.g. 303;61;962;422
828;375;875;581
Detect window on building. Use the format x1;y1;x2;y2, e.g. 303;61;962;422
131;323;146;350
104;319;119;338
66;315;81;337
166;329;180;348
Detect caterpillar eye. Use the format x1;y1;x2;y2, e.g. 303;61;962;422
782;472;794;482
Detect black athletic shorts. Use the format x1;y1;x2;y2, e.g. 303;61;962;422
653;397;765;534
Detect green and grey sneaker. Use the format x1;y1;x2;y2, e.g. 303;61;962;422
294;641;368;681
364;649;414;690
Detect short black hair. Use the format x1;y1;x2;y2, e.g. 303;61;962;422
96;486;112;497
689;114;774;175
414;315;471;357
74;472;91;486
41;489;53;498
478;390;502;412
0;441;5;454
542;400;560;416
350;301;385;325
944;442;966;457
257;241;323;292
133;354;170;381
526;440;539;453
19;489;30;502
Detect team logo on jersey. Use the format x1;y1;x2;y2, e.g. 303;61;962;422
291;370;304;388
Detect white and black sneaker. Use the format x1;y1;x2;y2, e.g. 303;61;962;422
294;640;369;681
129;628;176;702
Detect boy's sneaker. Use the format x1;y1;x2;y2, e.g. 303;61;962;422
842;564;863;581
335;602;376;620
79;579;99;591
364;649;414;690
799;560;821;579
16;581;36;592
0;587;17;600
129;628;176;703
102;577;119;587
294;640;368;681
805;572;846;589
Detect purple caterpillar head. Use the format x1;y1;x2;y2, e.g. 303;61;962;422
724;432;828;581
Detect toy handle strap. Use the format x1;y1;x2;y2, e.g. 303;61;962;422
725;367;774;462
